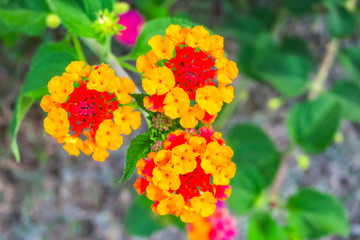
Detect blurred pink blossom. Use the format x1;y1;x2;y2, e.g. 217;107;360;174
115;10;145;46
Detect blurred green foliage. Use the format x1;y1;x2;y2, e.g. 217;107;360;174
2;0;359;239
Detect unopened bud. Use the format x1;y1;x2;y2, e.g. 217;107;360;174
46;13;61;29
334;131;343;144
297;154;310;171
113;2;130;15
267;97;283;110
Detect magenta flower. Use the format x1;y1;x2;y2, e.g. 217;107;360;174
115;10;145;46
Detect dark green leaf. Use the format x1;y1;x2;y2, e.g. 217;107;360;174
282;0;319;15
227;165;264;215
10;41;78;161
287;188;349;238
120;134;153;182
287;94;341;153
248;211;286;240
227;124;281;184
128;17;198;59
331;80;360;122
226;123;280;213
48;0;96;38
257;53;311;97
338;46;360;80
131;93;153;115
134;0;169;20
79;0;114;21
125;195;184;236
326;2;356;38
0;8;47;35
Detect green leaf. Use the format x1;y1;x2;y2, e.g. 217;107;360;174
227;165;264;215
125;195;184;236
134;0;169;20
79;0;114;21
226;124;280;213
238;33;277;79
331;80;360;122
10;41;78;161
227;123;281;185
131;93;153;115
282;0;319;15
10;96;34;162
280;36;314;71
326;2;356;38
257;53;311;97
287;94;341;153
128;17;198;59
338;46;360;80
248;211;286;240
287;188;349;238
0;8;47;35
120;134;153;182
48;0;96;38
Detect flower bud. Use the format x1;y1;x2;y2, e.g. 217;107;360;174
297;154;310;171
267;97;283;110
46;13;61;29
113;2;130;15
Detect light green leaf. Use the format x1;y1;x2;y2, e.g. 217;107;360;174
128;17;198;59
248;211;286;240
120;134;153;182
10;41;78;161
48;0;96;38
331;80;360;122
338;46;360;80
287;188;349;239
287;94;340;153
0;8;47;35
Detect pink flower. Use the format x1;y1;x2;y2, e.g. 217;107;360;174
115;10;145;46
187;201;238;240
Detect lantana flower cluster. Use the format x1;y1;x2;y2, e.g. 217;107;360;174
134;127;236;223
187;201;237;240
136;24;238;128
40;61;141;162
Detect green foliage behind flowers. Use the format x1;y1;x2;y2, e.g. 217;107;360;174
3;0;359;239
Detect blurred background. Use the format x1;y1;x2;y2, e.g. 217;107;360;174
1;0;360;239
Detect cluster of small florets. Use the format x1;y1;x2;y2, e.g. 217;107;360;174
152;112;173;131
150;140;164;152
136;24;238;129
40;61;141;162
187;201;237;240
134;127;236;223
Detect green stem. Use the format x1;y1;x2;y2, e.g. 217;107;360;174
72;36;87;63
118;58;138;73
101;35;112;62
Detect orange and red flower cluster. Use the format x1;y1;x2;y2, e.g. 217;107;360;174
136;24;238;128
40;61;141;162
187;201;237;240
134;127;236;223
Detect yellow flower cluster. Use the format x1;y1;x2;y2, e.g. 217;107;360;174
40;61;141;162
136;25;238;128
134;127;235;223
